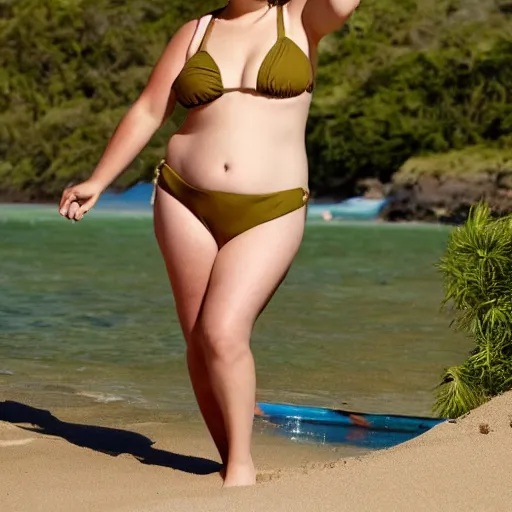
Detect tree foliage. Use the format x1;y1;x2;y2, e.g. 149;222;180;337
435;203;512;418
0;0;511;200
308;0;512;196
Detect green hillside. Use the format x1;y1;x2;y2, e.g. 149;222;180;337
1;0;511;201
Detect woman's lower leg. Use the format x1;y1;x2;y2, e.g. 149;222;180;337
202;329;257;487
186;342;229;466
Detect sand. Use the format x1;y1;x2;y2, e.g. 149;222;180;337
2;392;512;512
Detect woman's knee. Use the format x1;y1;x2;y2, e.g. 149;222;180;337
197;315;250;363
185;325;206;365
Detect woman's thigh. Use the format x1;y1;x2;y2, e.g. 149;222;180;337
153;185;218;337
199;207;306;346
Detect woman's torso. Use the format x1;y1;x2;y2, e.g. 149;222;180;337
166;5;315;194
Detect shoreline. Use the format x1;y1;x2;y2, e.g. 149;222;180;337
0;202;453;229
1;391;511;511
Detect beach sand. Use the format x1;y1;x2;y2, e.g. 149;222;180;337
2;392;512;512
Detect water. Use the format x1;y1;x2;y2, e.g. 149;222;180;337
0;204;470;424
257;402;444;449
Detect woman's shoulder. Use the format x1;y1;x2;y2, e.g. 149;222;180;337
169;19;199;47
176;5;220;34
164;18;202;63
171;11;218;58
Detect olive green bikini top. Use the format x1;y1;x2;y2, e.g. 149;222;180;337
172;5;314;109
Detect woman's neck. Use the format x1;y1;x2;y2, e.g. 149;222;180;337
222;0;271;19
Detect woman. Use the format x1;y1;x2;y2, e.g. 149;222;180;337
59;0;360;487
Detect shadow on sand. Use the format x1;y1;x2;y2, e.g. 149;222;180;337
0;400;222;475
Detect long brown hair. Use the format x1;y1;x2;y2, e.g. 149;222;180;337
267;0;291;5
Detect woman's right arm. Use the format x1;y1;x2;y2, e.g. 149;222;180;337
59;20;198;221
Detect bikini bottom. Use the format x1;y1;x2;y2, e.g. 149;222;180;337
153;159;309;247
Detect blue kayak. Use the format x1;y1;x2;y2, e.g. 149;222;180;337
255;402;444;450
307;197;388;221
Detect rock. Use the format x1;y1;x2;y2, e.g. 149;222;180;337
382;170;512;223
355;178;386;199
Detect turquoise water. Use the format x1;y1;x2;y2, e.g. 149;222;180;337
0;205;469;421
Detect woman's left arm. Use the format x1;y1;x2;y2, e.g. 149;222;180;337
293;0;361;42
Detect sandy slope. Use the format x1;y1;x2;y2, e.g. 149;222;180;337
2;392;512;512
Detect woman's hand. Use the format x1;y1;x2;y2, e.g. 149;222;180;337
59;179;105;221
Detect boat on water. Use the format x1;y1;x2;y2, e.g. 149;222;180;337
255;402;444;449
308;197;388;221
96;183;153;210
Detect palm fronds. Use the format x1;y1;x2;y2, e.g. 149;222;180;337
435;203;512;418
433;366;487;419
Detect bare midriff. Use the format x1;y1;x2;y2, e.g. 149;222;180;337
165;90;312;194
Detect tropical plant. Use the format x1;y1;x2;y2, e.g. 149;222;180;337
435;203;512;418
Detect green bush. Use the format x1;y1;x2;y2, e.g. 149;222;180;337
435;203;512;418
395;146;512;182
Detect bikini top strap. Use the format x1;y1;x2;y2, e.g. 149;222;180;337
198;11;218;51
277;5;285;39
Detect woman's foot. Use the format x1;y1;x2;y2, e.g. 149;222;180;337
222;461;256;488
